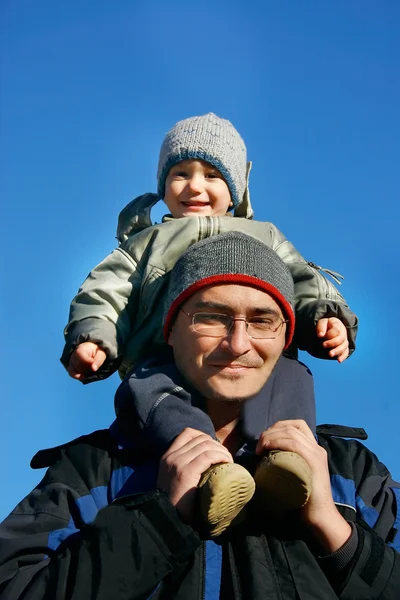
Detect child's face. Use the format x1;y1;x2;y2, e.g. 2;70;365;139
164;159;232;218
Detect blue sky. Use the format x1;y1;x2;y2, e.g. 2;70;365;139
1;1;399;520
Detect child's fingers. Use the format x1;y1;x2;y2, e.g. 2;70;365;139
329;341;349;361
337;348;350;363
92;349;107;372
316;318;328;337
322;333;344;349
74;343;97;364
67;354;88;379
67;343;100;378
67;362;84;380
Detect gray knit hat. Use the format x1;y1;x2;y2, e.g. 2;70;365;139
157;113;247;209
163;232;295;349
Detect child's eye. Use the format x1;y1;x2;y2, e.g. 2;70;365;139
172;171;188;178
206;172;219;179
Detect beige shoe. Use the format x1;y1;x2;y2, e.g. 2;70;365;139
197;462;255;537
253;450;312;513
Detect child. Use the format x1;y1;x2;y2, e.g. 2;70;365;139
61;113;358;535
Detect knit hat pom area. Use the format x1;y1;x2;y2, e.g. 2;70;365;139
157;113;247;209
163;232;295;349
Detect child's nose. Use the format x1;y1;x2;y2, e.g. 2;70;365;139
188;174;204;193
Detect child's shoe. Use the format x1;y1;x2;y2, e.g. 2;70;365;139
197;462;255;537
253;450;312;513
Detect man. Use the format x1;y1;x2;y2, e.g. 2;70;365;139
1;232;399;599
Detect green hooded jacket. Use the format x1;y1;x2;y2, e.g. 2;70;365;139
61;193;358;381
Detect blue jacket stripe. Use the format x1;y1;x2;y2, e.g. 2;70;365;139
111;463;158;499
355;494;379;528
330;474;356;507
48;517;79;552
330;474;381;528
47;464;158;552
204;540;222;599
48;487;108;551
389;487;400;551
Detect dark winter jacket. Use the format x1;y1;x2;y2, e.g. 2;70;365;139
0;426;399;599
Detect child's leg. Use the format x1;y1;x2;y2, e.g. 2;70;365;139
240;355;315;513
114;351;216;456
240;355;316;440
115;351;254;536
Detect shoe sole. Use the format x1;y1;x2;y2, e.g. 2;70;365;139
198;463;255;537
254;451;312;513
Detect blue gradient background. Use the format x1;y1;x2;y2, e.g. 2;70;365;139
1;0;399;519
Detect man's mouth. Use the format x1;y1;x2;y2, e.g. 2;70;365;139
210;364;254;372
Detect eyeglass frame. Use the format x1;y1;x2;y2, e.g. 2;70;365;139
179;308;288;339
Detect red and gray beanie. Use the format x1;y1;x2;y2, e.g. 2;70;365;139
157;113;247;210
163;232;295;349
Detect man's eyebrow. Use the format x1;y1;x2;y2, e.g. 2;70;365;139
193;301;281;316
251;307;281;317
193;301;231;311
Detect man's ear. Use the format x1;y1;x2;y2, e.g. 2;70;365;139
167;326;174;347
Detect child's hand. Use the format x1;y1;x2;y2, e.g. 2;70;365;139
67;342;107;380
316;317;349;363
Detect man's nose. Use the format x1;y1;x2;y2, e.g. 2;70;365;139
220;320;252;356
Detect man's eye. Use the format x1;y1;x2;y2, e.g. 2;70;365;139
249;318;274;326
197;314;229;326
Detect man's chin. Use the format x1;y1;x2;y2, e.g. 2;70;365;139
200;380;261;404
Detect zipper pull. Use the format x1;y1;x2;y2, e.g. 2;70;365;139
307;261;344;285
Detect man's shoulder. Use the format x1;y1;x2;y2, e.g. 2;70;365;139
316;423;371;464
316;423;393;483
30;428;158;500
30;429;116;470
316;424;368;441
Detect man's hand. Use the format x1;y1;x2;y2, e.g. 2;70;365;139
67;342;107;380
157;428;233;524
256;420;352;553
316;317;349;362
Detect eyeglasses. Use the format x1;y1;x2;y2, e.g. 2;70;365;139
180;309;288;339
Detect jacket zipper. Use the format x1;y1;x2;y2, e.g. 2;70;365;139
199;216;219;241
307;261;344;286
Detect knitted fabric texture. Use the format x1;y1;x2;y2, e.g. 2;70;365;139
163;232;295;349
157;113;247;209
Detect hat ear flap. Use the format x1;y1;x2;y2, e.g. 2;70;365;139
234;161;254;219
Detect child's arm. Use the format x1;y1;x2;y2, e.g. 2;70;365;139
61;247;143;381
270;224;358;360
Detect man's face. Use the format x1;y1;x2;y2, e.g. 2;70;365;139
164;159;232;218
168;283;286;404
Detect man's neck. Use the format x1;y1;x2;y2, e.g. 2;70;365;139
206;400;241;456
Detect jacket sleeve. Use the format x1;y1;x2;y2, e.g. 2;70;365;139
0;454;200;599
270;224;358;358
321;435;400;599
60;246;144;380
337;522;400;599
